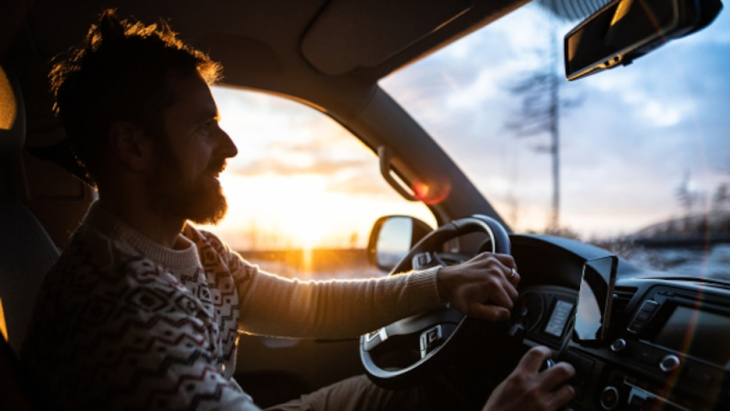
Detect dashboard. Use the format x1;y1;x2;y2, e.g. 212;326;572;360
509;235;730;410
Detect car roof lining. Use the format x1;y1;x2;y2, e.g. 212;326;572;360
0;0;538;243
0;0;526;228
1;0;530;147
300;0;475;76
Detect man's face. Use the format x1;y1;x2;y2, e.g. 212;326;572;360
147;73;238;225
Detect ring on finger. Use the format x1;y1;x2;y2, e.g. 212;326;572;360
508;267;517;280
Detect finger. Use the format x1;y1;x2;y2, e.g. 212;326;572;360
472;252;515;272
540;362;576;391
517;346;553;373
486;268;518;305
547;383;576;410
503;268;520;298
492;254;517;270
468;304;510;321
487;280;516;309
492;253;516;268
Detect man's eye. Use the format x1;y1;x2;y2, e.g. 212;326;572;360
199;120;216;134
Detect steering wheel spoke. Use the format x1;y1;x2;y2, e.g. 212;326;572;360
363;308;464;351
411;251;438;270
360;215;511;388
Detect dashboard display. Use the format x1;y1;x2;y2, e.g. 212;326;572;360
545;300;574;337
573;256;618;343
654;305;730;365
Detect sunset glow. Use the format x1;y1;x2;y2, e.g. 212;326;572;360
200;87;435;251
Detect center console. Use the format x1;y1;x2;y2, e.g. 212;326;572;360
513;258;730;410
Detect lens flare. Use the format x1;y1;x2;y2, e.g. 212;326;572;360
411;178;451;205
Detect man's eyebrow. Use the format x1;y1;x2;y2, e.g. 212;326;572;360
199;109;220;122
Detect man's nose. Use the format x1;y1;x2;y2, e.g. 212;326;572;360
217;127;238;159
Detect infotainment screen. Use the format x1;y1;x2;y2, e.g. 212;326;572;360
573;256;618;343
654;305;730;365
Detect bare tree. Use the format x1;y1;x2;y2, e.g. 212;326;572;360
676;171;696;215
713;183;729;212
505;18;579;231
505;0;606;232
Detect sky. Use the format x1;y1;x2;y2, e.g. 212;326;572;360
201;89;435;251
381;3;730;238
202;2;730;250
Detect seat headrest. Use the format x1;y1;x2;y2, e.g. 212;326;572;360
0;66;25;167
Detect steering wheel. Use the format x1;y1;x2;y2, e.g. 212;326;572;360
360;215;511;388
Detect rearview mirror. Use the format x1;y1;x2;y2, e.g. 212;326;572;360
564;0;722;81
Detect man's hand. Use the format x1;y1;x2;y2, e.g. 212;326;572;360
437;252;519;321
483;346;576;411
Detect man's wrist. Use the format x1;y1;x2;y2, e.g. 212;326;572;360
435;265;451;304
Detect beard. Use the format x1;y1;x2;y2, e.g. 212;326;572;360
148;142;229;225
173;173;228;225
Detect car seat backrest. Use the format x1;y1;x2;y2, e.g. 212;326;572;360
0;64;58;354
0;65;24;169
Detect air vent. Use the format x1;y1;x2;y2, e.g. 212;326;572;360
612;286;638;313
609;286;638;335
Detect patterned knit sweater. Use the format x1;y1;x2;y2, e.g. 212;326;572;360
21;204;442;410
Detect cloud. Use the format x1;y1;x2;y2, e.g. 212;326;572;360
213;85;386;194
379;1;730;237
232;156;369;177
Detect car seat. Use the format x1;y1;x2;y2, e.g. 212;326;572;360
0;64;58;410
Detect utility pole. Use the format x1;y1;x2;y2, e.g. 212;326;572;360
548;20;560;230
505;19;566;231
533;0;603;231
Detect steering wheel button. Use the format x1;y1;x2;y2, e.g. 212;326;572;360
412;253;432;269
419;325;444;357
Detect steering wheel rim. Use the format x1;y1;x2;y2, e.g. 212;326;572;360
360;214;511;388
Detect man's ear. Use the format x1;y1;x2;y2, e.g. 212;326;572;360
107;121;153;171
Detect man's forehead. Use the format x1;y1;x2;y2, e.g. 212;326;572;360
166;73;219;117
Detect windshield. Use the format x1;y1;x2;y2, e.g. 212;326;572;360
380;2;730;277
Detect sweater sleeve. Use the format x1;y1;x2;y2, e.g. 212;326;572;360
194;228;445;339
236;265;444;339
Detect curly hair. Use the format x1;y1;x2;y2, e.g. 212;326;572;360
50;9;222;182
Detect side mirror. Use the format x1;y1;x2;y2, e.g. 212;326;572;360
367;216;433;273
564;0;722;81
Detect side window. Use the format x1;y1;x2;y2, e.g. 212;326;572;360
202;86;436;279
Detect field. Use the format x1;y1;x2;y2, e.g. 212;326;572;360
238;248;385;280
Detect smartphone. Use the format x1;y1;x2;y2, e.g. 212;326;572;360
573;255;618;343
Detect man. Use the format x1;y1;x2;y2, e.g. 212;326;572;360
22;9;575;410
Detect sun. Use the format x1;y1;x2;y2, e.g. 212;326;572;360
279;203;327;249
208;173;335;250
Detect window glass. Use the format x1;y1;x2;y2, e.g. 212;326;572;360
200;87;436;278
380;3;730;275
